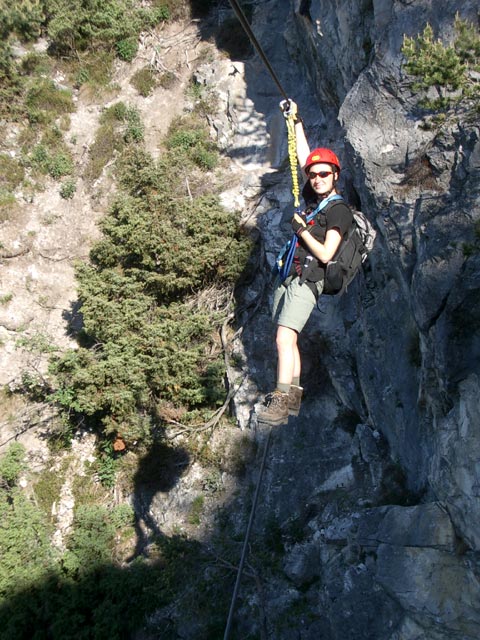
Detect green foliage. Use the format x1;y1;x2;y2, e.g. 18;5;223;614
0;153;25;191
59;178;76;199
402;17;480;116
62;505;116;577
34;464;67;522
45;0;169;58
20;52;52;76
188;495;204;525
29;143;74;179
0;442;26;485
402;23;466;92
109;503;134;529
115;36;138;62
16;86;75;186
25;78;75;124
72;50;115;91
0;526;224;640
84;102;143;182
166;115;219;170
0;487;54;600
130;66;157;97
95;442;119;488
454;14;480;71
0;0;45;42
50;115;252;444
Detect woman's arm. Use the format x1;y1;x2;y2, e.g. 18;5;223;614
292;212;342;262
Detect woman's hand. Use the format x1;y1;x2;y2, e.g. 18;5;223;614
291;212;308;236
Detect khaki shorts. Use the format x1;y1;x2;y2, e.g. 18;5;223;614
272;276;323;333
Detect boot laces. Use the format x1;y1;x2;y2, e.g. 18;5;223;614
265;390;286;407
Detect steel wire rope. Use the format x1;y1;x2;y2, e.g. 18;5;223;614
227;0;289;100
226;0;301;206
222;4;299;636
223;427;272;640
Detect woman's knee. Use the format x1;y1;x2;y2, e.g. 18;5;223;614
276;325;298;351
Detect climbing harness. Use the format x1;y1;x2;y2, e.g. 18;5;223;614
223;428;272;640
275;194;343;281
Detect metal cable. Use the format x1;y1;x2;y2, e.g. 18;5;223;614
227;0;300;207
223;427;272;640
227;0;289;100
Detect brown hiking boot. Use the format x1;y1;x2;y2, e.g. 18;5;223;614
257;390;289;425
288;385;303;416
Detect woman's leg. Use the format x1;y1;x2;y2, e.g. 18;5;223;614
276;325;300;387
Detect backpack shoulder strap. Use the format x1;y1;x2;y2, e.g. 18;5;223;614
306;194;343;223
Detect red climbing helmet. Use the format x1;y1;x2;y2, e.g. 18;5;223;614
304;147;341;173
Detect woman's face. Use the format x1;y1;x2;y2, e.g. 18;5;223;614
307;163;337;196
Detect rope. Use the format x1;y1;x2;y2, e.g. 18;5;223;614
223;427;272;640
286;114;300;208
227;0;289;100
227;0;300;207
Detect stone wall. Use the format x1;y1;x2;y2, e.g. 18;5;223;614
228;1;480;637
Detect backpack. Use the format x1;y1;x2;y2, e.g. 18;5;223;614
322;206;376;295
275;194;343;282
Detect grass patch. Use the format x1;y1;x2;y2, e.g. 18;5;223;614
84;102;144;182
0;154;25;191
34;460;69;524
188;495;205;525
130;66;157;97
25;79;74;126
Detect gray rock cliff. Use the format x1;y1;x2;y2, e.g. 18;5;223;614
222;1;480;638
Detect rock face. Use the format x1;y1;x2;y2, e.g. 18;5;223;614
2;2;478;638
222;0;480;638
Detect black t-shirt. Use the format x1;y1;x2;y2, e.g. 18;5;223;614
311;201;352;243
293;200;353;282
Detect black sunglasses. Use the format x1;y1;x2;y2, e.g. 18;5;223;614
308;170;333;179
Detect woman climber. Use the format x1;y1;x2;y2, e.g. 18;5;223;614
257;100;353;426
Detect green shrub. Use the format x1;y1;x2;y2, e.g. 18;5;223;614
402;17;480;114
0;190;17;222
402;23;466;92
47;151;74;178
0;487;53;599
62;505;116;577
84;102;143;181
0;442;26;485
0;154;25;191
131;66;157;97
46;0;169;59
124;106;144;142
454;14;480;70
188;495;204;525
25;79;74;124
50;131;252;444
72;50;115;90
116;37;138;62
30;144;74;179
110;503;134;529
84;122;122;182
20;52;52;76
0;0;45;42
166;115;219;170
59;179;76;199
